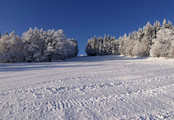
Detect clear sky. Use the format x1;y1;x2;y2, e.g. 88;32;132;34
0;0;174;55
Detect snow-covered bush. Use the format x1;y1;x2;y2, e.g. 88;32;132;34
0;28;78;62
150;28;174;58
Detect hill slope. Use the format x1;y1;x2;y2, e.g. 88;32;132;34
0;56;174;119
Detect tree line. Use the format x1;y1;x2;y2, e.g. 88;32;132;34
1;19;174;63
86;19;174;58
0;28;78;62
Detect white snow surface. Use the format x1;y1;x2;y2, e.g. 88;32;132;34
0;55;174;120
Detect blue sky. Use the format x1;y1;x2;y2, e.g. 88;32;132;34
0;0;174;55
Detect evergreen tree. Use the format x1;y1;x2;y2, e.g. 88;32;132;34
163;19;168;29
86;35;120;56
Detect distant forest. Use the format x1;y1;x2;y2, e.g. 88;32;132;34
0;19;174;63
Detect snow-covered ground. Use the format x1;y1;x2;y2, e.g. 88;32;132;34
0;55;174;120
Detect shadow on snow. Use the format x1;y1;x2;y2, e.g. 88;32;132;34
0;55;147;72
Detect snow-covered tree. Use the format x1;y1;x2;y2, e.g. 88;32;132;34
141;22;153;56
22;28;46;62
163;19;168;29
23;28;78;62
86;35;119;56
150;28;174;58
93;19;173;58
162;19;173;29
118;20;171;57
152;21;161;38
0;31;24;62
0;28;78;63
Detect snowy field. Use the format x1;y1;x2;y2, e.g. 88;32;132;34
0;55;174;120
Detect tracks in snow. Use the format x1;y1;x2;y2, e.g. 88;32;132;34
1;74;174;119
1;56;174;119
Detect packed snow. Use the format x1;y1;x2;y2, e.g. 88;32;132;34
0;55;174;119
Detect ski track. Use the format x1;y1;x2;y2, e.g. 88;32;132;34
0;55;174;120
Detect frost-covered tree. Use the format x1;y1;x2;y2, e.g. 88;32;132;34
162;19;173;29
0;28;78;63
86;35;119;56
0;31;24;62
131;29;147;57
86;36;98;56
67;39;78;57
99;19;174;58
86;19;174;58
163;19;168;29
167;21;173;29
118;20;173;57
141;22;153;56
119;33;135;56
150;28;174;58
152;21;161;38
22;28;46;62
45;29;78;61
22;28;78;62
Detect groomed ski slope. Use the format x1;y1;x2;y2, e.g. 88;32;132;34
0;55;174;120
